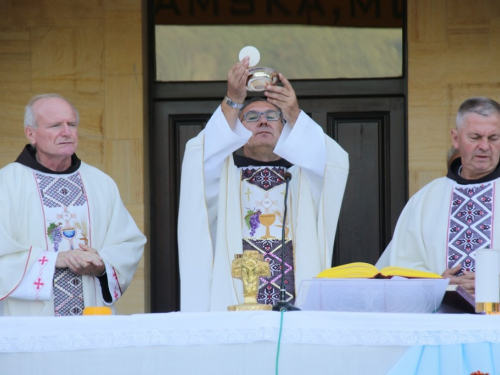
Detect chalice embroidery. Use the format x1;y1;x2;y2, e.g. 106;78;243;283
57;206;77;250
256;192;278;239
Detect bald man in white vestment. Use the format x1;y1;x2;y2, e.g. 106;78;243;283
0;94;146;316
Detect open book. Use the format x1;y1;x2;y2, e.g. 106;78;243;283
441;284;476;313
316;262;476;313
316;262;443;279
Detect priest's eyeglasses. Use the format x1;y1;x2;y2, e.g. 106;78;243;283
242;110;281;123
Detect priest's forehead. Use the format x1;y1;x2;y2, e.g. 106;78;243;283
25;93;80;129
240;99;281;114
456;97;500;129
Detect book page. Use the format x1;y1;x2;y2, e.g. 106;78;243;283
380;266;442;279
317;263;443;279
316;262;379;278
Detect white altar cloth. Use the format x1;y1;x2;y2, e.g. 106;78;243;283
1;311;499;374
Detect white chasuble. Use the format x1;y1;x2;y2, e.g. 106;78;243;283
178;106;349;312
240;166;295;305
377;158;500;276
0;145;146;316
9;171;121;315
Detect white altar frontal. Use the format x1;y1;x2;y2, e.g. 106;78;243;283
1;311;500;375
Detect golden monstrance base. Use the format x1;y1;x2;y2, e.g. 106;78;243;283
228;303;273;311
476;302;500;314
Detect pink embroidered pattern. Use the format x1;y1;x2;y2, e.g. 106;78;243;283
33;278;44;290
447;183;493;275
33;251;51;300
111;268;122;301
35;172;87;315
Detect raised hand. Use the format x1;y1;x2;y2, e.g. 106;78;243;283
264;73;301;126
227;57;249;104
222;58;250;129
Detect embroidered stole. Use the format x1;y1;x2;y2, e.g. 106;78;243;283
448;182;493;274
240;166;295;305
35;171;91;316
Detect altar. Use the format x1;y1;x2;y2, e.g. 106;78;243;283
1;311;499;374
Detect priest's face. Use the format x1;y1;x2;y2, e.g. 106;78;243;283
452;112;500;180
240;101;284;160
24;97;79;170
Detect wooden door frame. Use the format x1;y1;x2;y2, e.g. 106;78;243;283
145;0;408;313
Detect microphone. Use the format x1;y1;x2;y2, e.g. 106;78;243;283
273;172;300;312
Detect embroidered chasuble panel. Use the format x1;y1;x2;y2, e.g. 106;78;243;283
35;172;91;316
243;238;295;305
240;166;295;304
53;268;84;316
448;182;493;275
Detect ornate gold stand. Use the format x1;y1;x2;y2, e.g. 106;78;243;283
476;302;500;314
228;302;272;311
228;250;272;311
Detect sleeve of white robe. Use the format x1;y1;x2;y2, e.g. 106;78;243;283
8;251;57;300
276;111;349;272
0;165;51;302
375;182;445;274
375;202;433;272
275;110;327;208
178;106;250;312
79;164;147;304
203;106;252;248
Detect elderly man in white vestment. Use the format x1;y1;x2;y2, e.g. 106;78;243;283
178;57;349;312
377;97;500;296
0;94;146;316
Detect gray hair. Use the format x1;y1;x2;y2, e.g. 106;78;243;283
24;93;80;128
456;97;500;129
239;97;284;123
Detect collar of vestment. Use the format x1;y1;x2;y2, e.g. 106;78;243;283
233;152;293;168
447;157;500;185
15;144;81;174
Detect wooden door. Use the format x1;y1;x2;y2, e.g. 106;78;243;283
150;80;407;312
